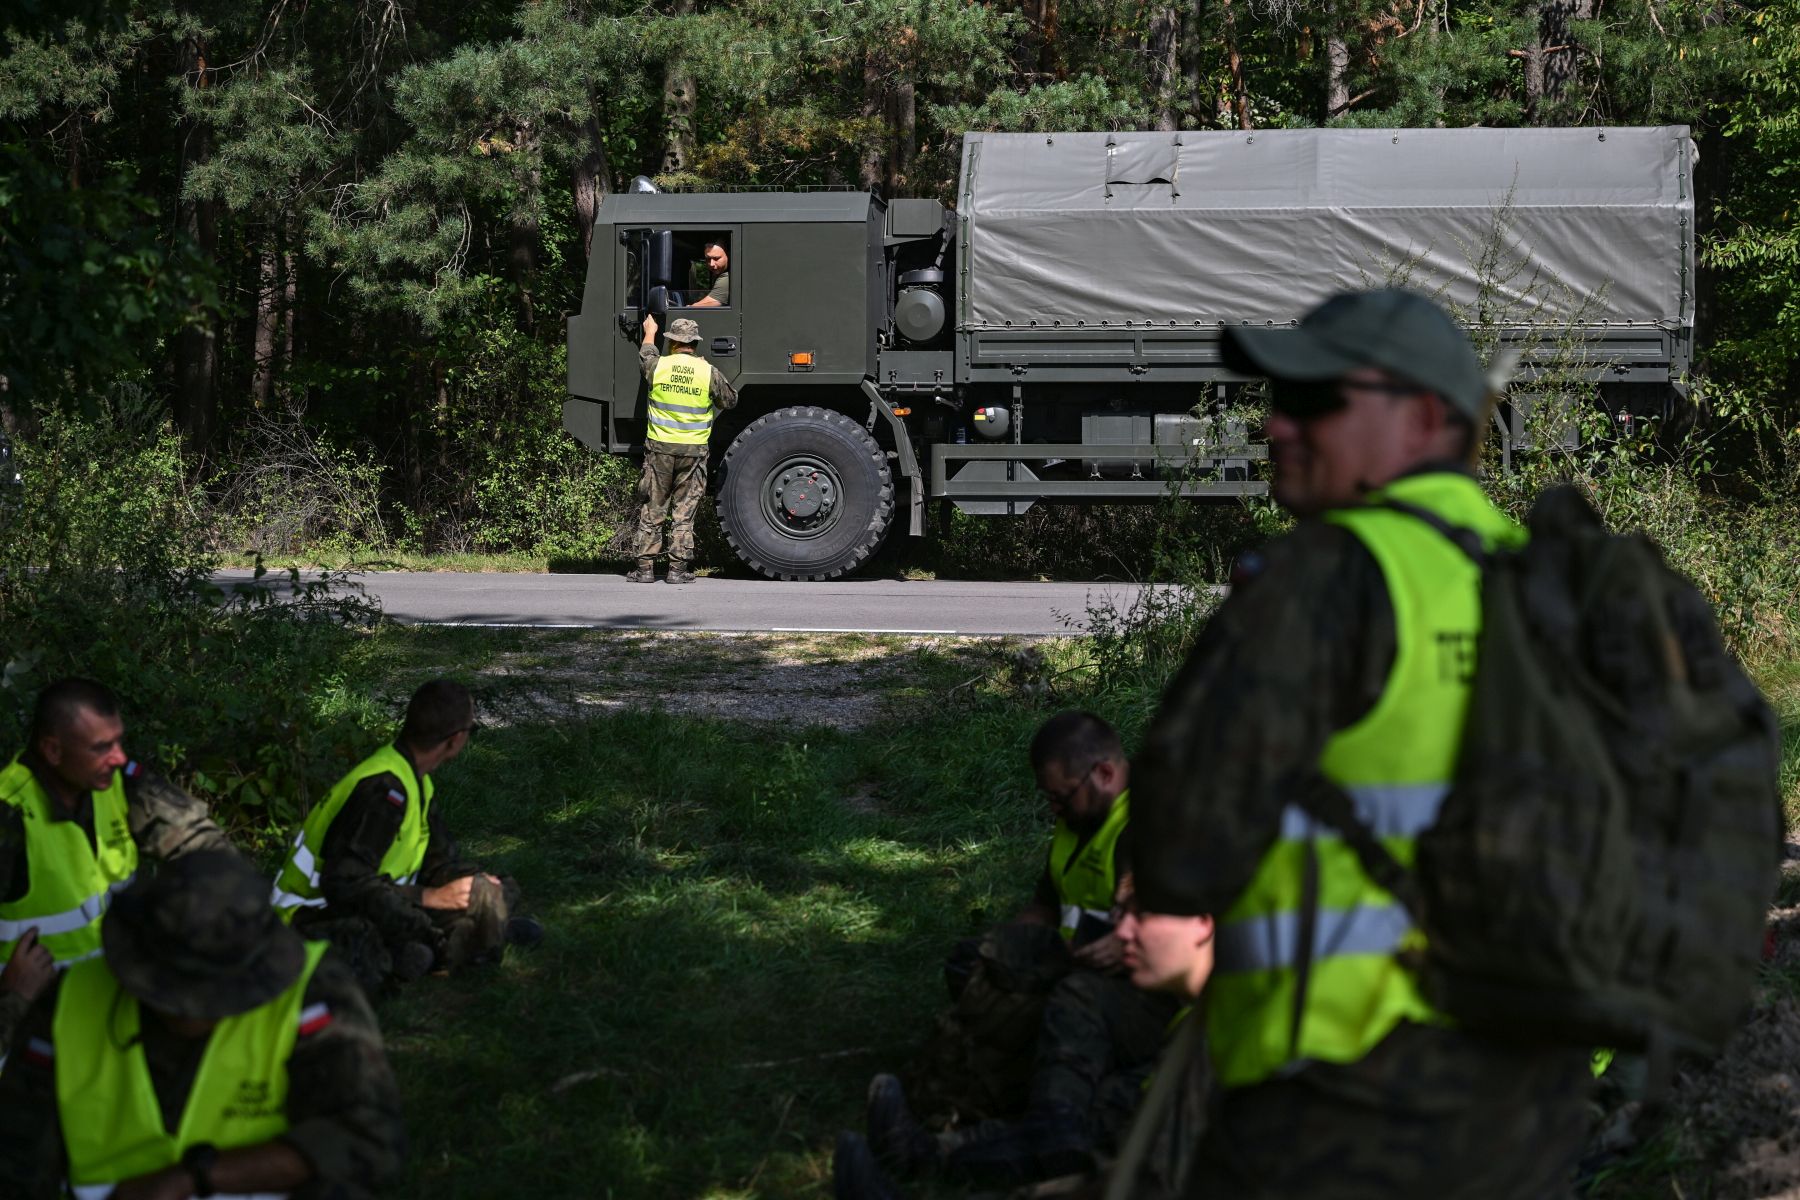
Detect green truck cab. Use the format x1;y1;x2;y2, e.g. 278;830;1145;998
568;127;1695;580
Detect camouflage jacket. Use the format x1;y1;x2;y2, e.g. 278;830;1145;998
303;761;479;949
0;753;233;1050
1130;517;1396;919
0;948;405;1197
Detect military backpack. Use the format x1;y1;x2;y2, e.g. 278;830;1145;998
1303;483;1782;1061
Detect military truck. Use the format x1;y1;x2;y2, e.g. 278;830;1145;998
566;126;1695;580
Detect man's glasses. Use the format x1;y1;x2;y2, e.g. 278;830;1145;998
1038;762;1096;808
1269;377;1425;420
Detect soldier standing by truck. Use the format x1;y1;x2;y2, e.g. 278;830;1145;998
630;314;738;584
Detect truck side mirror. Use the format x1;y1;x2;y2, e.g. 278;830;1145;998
646;231;676;289
647;285;670;317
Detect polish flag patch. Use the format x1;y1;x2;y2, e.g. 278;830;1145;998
297;1003;334;1036
385;789;406;809
23;1037;53;1067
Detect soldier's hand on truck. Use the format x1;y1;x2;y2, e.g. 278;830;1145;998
641;313;658;344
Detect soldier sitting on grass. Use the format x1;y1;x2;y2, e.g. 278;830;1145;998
834;871;1217;1200
270;680;540;995
0;851;405;1200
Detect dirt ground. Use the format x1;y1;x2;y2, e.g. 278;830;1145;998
470;630;1040;730
1597;856;1800;1198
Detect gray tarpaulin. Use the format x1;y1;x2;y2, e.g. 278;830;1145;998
957;128;1693;331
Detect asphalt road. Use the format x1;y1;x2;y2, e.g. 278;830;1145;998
214;569;1168;636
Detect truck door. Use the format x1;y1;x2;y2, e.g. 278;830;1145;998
614;227;743;433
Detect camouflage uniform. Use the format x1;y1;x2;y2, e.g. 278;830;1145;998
934;970;1179;1189
634;338;738;565
1131;485;1592;1199
0;752;231;1057
292;754;519;995
0;854;405;1199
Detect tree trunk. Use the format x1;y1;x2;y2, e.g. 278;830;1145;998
660;0;697;176
1182;0;1205;124
172;33;218;449
892;78;916;194
1148;5;1181;131
859;55;883;192
1041;0;1062;77
574;113;610;261
1325;29;1350;119
252;236;279;410
511;122;540;333
1221;0;1251;129
1539;0;1595;116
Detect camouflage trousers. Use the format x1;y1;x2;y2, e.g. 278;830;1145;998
633;448;708;563
294;874;520;997
1183;1021;1593;1199
936;969;1178;1190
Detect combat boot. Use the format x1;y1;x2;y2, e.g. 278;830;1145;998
625;559;656;584
504;917;545;948
392;941;437;983
866;1074;937;1178
833;1131;903;1200
665;561;696;585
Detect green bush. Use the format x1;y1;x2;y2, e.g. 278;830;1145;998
0;403;379;850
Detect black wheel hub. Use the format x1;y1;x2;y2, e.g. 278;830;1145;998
765;458;841;539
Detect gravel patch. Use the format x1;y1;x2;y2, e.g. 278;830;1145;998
471;630;1007;729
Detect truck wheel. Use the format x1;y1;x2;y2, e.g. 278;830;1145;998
716;406;894;581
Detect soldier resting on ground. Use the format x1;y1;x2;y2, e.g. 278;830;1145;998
0;851;404;1200
271;679;540;994
0;678;233;1059
904;712;1164;1129
834;872;1216;1200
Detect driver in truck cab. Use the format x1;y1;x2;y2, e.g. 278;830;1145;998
685;242;729;308
632;314;738;585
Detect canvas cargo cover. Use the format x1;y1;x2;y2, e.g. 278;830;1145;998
958;128;1693;331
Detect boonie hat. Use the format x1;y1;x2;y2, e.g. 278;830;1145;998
1223;288;1489;421
102;850;306;1021
665;317;702;345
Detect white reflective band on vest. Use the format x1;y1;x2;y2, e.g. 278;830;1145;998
0;875;135;943
1215;901;1414;974
1276;783;1449;842
270;831;326;910
268;829;415;908
652;398;711;414
73;1187;286;1200
1060;904;1111;933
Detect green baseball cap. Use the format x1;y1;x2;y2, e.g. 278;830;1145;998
1224;289;1489;420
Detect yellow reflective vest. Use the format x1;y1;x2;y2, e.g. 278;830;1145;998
647;354;716;446
270;745;432;917
1207;472;1522;1089
0;755;138;967
54;941;329;1200
1048;789;1130;941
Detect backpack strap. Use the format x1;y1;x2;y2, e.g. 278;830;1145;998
1293;775;1424;919
1372;497;1489;566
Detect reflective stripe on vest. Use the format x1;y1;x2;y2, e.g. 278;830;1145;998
270;746;432;915
0;756;139;967
647;355;714;445
1047;790;1130;941
56;941;329;1197
1206;472;1523;1090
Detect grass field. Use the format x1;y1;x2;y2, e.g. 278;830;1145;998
324;625;1130;1198
313;623;1800;1200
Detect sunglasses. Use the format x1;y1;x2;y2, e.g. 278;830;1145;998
1269;377;1426;420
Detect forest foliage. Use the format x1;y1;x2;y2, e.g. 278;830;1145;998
2;0;1798;559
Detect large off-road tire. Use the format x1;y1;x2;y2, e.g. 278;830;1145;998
716;406;894;581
